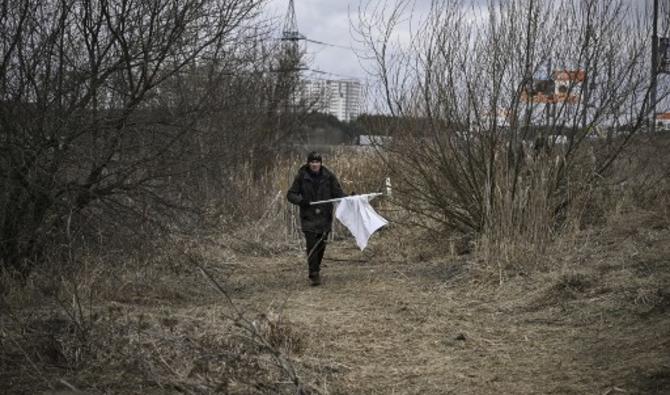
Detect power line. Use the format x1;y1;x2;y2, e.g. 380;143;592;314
308;68;362;81
305;38;358;51
276;1;363;82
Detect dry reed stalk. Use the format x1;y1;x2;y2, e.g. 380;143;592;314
220;149;386;252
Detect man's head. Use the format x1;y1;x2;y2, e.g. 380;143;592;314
307;151;322;173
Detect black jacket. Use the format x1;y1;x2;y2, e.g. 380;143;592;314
287;165;345;233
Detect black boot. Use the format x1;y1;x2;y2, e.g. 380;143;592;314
305;232;326;286
309;272;321;286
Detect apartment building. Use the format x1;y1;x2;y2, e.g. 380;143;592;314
299;79;362;122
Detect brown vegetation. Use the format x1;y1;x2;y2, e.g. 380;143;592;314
2;136;669;393
2;0;670;393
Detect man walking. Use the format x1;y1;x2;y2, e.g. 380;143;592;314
287;152;345;286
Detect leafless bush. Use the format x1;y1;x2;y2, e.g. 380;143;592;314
355;0;667;252
0;0;312;276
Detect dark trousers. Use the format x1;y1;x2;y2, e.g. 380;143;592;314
304;231;328;276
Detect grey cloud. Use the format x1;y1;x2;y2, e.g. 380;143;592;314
266;0;657;81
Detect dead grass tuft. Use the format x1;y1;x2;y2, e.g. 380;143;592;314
555;271;592;294
253;311;305;356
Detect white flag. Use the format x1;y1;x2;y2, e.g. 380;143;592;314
335;195;388;250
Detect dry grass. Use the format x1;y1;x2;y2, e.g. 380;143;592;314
218;202;670;394
219;147;385;255
2;140;670;394
3;194;669;394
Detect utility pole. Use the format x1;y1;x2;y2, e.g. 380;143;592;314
280;0;305;72
651;0;659;133
276;0;305;112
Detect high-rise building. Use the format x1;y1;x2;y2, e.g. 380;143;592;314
299;79;362;122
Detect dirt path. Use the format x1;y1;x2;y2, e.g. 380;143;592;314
223;231;670;394
3;216;669;394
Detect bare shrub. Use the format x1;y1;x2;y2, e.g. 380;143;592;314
354;0;666;258
0;0;323;278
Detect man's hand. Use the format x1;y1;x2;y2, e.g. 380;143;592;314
300;199;311;209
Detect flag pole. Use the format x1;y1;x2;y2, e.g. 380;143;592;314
310;192;383;205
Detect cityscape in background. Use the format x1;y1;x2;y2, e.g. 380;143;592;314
298;79;363;122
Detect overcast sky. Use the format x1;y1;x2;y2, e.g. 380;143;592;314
264;0;375;81
264;0;656;83
264;1;471;81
